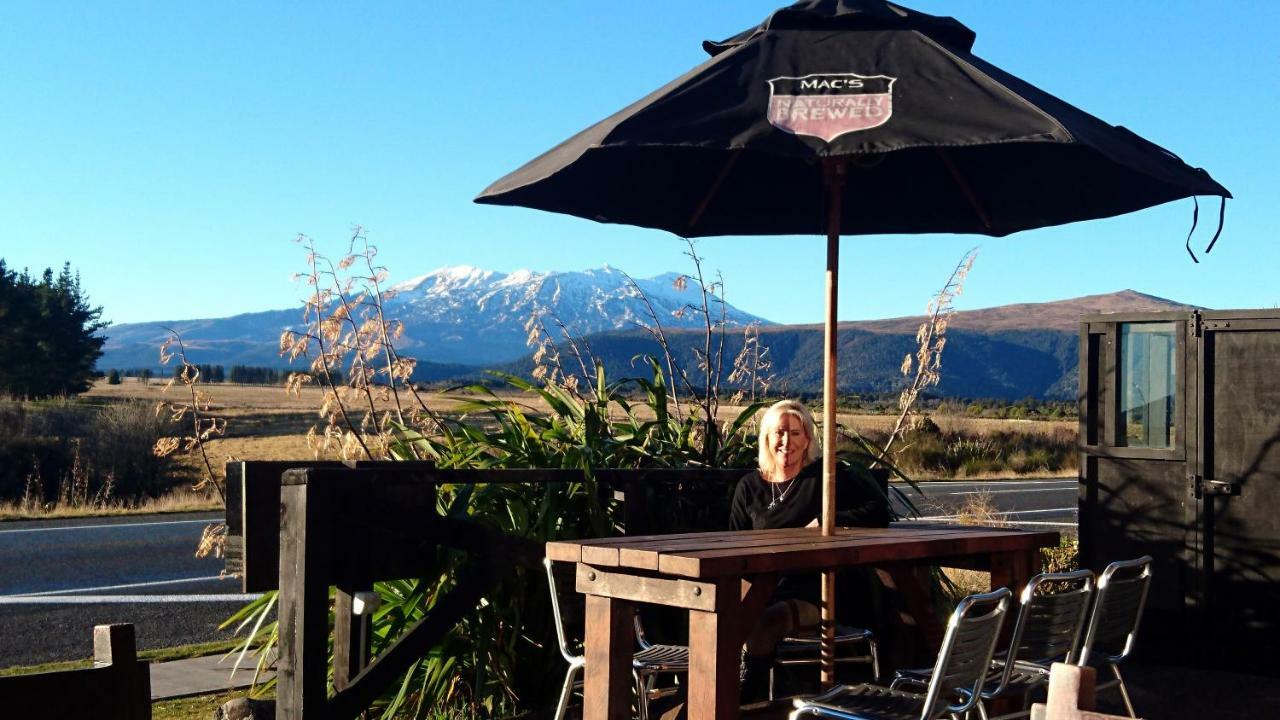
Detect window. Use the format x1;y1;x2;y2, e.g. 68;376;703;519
1118;322;1177;448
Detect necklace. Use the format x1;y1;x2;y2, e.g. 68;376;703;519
766;476;797;510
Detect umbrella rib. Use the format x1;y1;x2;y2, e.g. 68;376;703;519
935;148;993;232
686;148;743;234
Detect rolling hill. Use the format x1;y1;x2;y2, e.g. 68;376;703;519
98;269;1196;400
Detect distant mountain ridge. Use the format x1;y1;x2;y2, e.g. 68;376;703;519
97;277;1198;400
98;265;770;370
850;289;1200;334
497;289;1198;400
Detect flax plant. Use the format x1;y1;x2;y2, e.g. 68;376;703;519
225;233;800;718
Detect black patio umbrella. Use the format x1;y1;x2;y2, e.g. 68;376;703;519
476;0;1230;682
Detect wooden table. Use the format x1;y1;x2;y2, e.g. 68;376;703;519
546;522;1059;720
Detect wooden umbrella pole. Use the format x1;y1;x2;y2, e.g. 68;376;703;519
820;156;846;687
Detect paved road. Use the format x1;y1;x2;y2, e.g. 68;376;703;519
892;477;1077;530
0;511;258;668
0;479;1077;667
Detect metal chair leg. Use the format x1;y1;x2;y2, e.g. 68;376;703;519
1111;664;1137;718
868;636;880;681
555;664;580;720
634;669;649;720
768;665;776;701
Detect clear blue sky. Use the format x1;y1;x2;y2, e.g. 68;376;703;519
2;1;1276;326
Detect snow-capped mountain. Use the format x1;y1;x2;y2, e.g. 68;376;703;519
98;265;773;369
387;265;765;338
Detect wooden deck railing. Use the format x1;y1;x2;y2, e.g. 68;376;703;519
1;624;150;720
226;461;746;720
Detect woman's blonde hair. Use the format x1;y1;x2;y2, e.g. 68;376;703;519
757;399;821;479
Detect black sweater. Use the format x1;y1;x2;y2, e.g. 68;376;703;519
728;461;890;532
728;461;890;604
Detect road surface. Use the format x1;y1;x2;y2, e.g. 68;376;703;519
0;511;255;667
0;478;1076;666
892;476;1077;530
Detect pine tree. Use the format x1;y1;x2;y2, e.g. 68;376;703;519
0;260;108;397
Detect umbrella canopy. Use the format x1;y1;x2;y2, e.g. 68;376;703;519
476;0;1230;687
477;0;1229;237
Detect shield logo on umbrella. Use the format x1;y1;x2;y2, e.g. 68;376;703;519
767;73;896;141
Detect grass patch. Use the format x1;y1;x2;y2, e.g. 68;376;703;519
140;639;242;664
0;657;91;678
0;485;221;520
154;690;268;720
938;492;1081;600
0;639;241;677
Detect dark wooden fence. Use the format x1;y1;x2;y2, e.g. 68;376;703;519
226;461;746;720
1;624;150;720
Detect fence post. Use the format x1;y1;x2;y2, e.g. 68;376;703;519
333;586;373;691
277;471;332;720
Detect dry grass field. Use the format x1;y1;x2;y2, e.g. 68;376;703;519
83;378;1076;482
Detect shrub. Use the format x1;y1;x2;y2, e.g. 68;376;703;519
0;398;180;504
86;400;175;497
865;422;1075;479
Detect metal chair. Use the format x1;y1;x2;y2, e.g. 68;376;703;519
770;625;881;700
631;611;690;720
790;587;1012;720
1077;556;1152;719
543;558;689;720
544;558;587;720
892;570;1096;720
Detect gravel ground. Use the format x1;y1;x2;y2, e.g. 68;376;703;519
0;600;255;668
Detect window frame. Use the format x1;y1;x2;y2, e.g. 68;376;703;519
1080;314;1188;461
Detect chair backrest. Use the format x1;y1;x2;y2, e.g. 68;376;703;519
543;557;585;663
1078;556;1152;667
920;587;1012;720
984;569;1096;699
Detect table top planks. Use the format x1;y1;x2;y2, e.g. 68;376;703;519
546;523;1060;579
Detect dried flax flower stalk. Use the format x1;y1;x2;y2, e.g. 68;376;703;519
283;229;441;462
880;247;979;461
155;328;229;558
727;321;773;410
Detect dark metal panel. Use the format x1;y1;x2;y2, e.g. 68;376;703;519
1080;310;1280;675
1103;322;1119;447
1086;457;1191;664
1184;312;1203;625
1080;311;1193;324
1200;325;1280;671
1199;309;1280;322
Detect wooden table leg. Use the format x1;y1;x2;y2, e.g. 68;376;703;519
584;594;634;720
988;549;1044;718
688;579;741;720
990;549;1041;595
878;564;943;667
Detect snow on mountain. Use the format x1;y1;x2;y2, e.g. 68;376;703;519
99;265;773;368
381;265;771;363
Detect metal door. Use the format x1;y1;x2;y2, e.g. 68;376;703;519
1078;312;1195;665
1195;312;1280;671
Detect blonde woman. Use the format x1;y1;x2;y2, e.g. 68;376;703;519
730;399;888;699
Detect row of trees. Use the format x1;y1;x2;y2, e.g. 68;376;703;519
0;260;106;398
103;365;344;385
